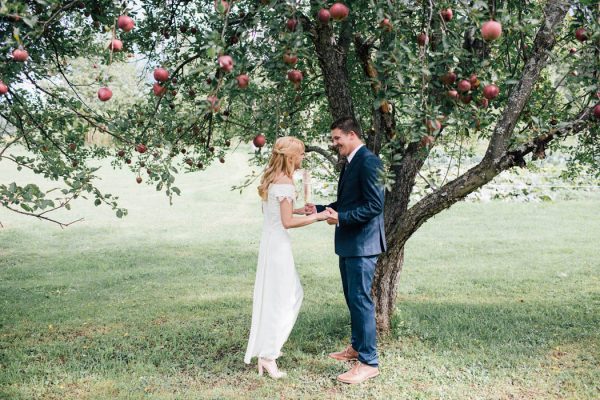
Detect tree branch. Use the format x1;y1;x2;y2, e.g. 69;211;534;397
399;106;593;247
483;0;570;164
305;144;336;166
2;204;83;229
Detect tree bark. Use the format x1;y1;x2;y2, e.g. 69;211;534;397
310;13;355;122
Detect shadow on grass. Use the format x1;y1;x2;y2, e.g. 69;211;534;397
2;290;598;391
389;298;598;365
2;239;598;384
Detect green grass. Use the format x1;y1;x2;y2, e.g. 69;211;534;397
1;148;599;399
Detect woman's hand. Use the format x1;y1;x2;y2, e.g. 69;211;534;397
315;210;332;221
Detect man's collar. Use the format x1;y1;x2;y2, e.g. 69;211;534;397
347;143;364;163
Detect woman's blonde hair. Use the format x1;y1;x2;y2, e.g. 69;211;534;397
258;136;305;200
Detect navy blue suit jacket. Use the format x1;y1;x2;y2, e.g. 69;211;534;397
317;146;387;257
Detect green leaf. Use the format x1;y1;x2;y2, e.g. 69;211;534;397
22;16;39;28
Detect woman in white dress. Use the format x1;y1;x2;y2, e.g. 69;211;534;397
244;136;330;379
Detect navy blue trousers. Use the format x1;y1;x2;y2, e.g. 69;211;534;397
339;256;379;367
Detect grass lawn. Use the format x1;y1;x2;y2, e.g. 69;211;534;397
1;148;599;399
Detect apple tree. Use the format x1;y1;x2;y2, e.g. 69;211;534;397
1;0;599;332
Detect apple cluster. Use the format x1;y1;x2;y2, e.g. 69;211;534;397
96;14;136;102
441;70;500;108
316;3;349;24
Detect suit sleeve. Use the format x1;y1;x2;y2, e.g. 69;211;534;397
337;156;384;226
316;201;337;213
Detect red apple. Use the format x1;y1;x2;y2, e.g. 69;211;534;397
153;83;167;96
481;20;502;41
117;150;125;157
483;84;500;100
447;89;459;99
0;81;8;95
469;74;480;89
569;48;577;54
420;135;435;147
460;94;473;104
287;69;303;83
236;74;249;88
457;79;471;92
593;104;600;119
153;67;169;82
417;32;428;46
330;3;349;21
478;98;489;108
12;48;28;62
135;143;147;153
136;177;142;184
97;87;112;101
253;134;266;148
218;55;234;73
68;143;77;151
207;96;220;112
426;120;441;133
117;15;135;32
575;28;588;42
108;39;123;52
286;18;298;31
283;52;298;65
318;8;331;23
380;18;392;32
214;0;230;14
440;71;457;85
441;8;453;22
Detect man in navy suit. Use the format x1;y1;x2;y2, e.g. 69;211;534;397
307;117;386;384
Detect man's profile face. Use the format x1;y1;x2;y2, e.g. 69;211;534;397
331;128;355;157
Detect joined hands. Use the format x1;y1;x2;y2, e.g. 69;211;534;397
304;203;339;225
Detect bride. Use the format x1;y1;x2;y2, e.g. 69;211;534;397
244;136;330;378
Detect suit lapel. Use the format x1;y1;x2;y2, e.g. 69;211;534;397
338;146;367;196
337;163;346;197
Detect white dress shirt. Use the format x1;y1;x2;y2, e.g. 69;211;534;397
347;143;364;164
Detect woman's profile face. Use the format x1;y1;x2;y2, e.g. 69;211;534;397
294;149;305;169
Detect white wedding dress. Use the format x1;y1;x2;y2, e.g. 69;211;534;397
244;183;304;364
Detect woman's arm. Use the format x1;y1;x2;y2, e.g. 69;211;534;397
280;198;328;229
293;207;310;215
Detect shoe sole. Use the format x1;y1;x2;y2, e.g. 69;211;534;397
336;371;379;384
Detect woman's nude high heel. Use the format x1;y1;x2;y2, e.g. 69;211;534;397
258;357;287;379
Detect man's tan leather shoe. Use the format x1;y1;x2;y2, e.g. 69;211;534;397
337;362;379;384
328;345;358;361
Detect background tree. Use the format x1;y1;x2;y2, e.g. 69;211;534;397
1;0;598;333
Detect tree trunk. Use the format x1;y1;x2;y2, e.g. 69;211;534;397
373;241;404;333
306;0;571;337
311;16;355;121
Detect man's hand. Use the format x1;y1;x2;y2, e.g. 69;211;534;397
304;203;317;215
325;207;338;225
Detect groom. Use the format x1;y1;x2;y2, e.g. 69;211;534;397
307;117;386;384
